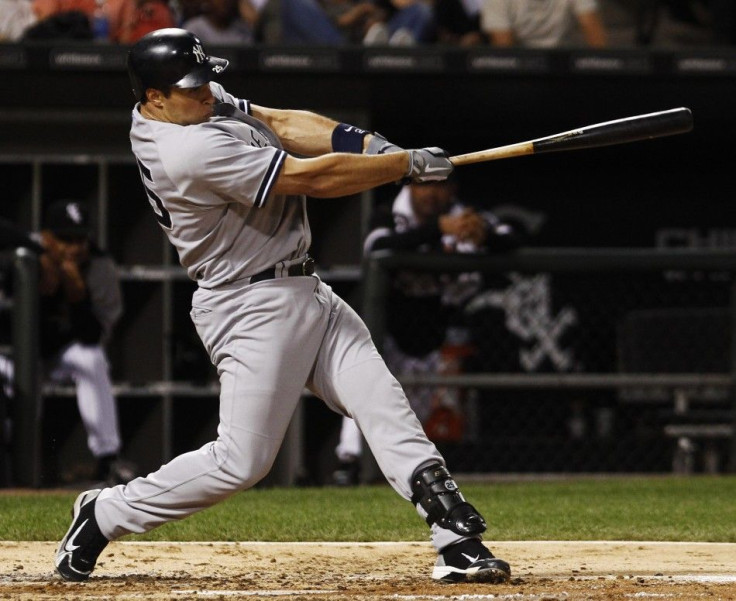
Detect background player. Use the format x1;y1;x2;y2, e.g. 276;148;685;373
333;178;521;485
55;28;511;585
0;200;135;485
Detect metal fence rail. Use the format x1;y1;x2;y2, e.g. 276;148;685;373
10;248;41;487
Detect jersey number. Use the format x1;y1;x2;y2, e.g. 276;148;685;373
137;159;172;229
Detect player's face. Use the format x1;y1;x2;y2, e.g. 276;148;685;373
410;182;454;222
156;84;216;125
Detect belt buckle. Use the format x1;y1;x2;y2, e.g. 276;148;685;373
302;257;315;276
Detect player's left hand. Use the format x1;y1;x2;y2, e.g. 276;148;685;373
406;147;454;183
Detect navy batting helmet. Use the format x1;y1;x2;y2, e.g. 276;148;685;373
127;28;229;102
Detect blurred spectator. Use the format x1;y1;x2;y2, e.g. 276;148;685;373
172;0;204;24
0;201;135;486
434;0;484;45
320;0;387;43
665;0;735;45
107;0;176;42
332;178;521;485
0;0;37;41
183;0;255;43
22;8;93;39
481;0;608;48
252;0;434;45
633;0;735;46
253;0;346;43
1;0;174;42
364;0;435;44
317;0;434;45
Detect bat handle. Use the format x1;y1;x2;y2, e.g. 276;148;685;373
450;141;535;166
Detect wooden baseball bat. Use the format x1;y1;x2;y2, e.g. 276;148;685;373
449;107;693;166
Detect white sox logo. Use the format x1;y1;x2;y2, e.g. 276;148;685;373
65;202;84;225
466;274;578;372
192;44;206;63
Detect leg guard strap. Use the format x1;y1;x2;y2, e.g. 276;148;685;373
410;463;487;536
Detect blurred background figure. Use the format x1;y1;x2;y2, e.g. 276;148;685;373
0;200;135;486
182;0;256;43
434;0;485;45
481;0;608;47
0;0;175;42
248;0;347;44
253;0;434;45
635;0;732;46
320;0;390;44
332;178;522;486
319;0;435;45
105;0;176;42
361;0;435;45
0;0;37;41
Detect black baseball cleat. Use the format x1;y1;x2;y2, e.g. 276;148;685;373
432;538;511;584
55;489;109;581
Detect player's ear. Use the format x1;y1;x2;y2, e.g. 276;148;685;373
146;88;164;108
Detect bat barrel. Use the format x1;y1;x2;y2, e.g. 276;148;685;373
532;107;693;154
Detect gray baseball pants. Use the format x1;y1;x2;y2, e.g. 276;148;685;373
96;276;465;551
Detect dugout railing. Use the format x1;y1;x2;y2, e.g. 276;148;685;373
1;248;41;487
6;247;736;486
362;248;736;477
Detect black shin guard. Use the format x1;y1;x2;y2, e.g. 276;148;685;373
410;464;487;536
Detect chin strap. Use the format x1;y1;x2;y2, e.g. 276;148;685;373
410;463;487;536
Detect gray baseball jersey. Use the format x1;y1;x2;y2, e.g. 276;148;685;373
130;82;309;288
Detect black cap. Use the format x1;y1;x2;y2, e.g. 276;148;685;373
43;200;90;237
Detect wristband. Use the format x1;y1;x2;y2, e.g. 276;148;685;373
332;123;370;153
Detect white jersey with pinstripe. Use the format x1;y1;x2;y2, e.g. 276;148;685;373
129;82;310;289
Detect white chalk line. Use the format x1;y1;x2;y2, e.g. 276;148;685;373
113;541;736;547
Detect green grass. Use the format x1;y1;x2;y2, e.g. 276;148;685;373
3;476;736;542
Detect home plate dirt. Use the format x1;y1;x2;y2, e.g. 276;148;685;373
2;541;736;600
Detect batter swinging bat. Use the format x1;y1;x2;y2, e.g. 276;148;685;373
449;107;693;167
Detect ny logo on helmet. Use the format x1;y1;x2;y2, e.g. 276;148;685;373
192;44;206;63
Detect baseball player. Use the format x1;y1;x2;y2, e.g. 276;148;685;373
0;200;135;485
55;28;511;585
333;179;520;484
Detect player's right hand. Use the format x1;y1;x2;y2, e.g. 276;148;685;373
406;147;454;183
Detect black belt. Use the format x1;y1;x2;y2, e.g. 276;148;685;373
250;257;315;284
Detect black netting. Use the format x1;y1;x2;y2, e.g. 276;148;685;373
376;265;735;474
